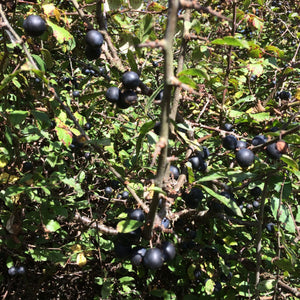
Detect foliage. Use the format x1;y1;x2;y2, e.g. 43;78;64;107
0;0;299;299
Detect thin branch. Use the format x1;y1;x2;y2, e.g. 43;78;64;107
74;212;118;235
138;40;166;49
220;0;237;126
69;0;93;29
179;0;231;22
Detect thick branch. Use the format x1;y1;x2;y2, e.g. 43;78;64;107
144;0;180;240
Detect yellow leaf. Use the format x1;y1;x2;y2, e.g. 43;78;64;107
43;4;61;22
76;253;87;267
11;193;21;204
70;244;82;253
0;172;19;184
0;157;8;168
295;88;300;100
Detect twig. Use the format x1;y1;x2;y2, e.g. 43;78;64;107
74;212;118;235
251;124;300;152
179;0;231;22
278;280;300;298
69;0;93;29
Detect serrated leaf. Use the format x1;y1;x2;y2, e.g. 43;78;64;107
200;185;243;217
247;63;264;76
56;127;72;146
46;220;61;232
116;219;142;233
147;2;167;11
211;36;249;49
248;112;270;121
47;20;75;50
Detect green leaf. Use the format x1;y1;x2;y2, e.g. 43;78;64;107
229;110;245;118
40;48;54;69
107;0;122;10
257;280;275;292
0;71;21;92
95;277;104;286
178;75;197;89
61;177;84;196
177;68;209;81
130;0;143;9
116;219;142;233
132;120;156;166
32;54;46;72
283;134;300;145
200;185;243;217
101;280;114;299
46;220;61;232
273;258;295;273
47;20;76;50
196;173;225;182
119;276;135;284
205;278;215;295
90;138;111;147
186;162;195;184
32;110;50;129
145;82;164;113
281;155;298;170
248;112;270;122
211;36;249;49
8;110;29;126
55;127;72;146
127;50;138;72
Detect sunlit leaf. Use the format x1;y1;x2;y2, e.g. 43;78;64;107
116;219;142;233
76;253;87;267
